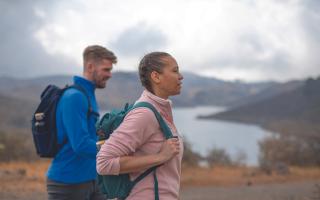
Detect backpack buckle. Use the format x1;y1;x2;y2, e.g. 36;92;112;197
34;113;45;121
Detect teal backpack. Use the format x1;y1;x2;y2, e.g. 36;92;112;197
96;102;174;200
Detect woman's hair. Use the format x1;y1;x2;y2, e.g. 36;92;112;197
138;52;172;92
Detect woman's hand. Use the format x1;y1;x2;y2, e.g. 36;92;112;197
114;138;180;174
158;137;180;163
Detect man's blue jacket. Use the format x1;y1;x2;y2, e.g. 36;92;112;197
47;76;100;183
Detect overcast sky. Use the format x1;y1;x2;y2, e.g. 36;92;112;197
0;0;319;82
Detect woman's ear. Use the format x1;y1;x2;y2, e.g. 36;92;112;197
150;71;161;84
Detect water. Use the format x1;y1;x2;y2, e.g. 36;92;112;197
173;106;272;166
100;106;272;166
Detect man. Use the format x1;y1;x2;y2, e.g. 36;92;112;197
47;45;117;199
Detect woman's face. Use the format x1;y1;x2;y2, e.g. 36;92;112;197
156;56;183;98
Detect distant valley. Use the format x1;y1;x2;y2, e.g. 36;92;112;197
0;72;307;133
0;72;318;163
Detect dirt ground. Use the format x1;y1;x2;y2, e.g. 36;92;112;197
1;161;320;200
1;180;319;200
180;181;320;200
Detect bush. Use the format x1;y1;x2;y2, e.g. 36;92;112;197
206;147;232;167
258;133;320;168
182;138;202;167
0;130;38;161
233;149;247;166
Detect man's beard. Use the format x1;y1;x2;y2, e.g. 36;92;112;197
92;71;106;88
96;82;106;89
94;79;106;88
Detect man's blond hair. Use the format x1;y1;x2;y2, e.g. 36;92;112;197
83;45;117;66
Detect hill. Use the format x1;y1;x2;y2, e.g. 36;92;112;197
0;71;284;136
0;72;277;109
0;93;36;131
200;77;320;137
228;79;303;108
172;73;277;107
0;72;311;162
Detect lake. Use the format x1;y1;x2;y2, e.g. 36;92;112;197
101;106;272;166
173;106;272;166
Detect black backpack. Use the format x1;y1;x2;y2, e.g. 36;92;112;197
31;84;91;158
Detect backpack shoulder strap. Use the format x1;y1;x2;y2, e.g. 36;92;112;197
130;101;174;200
57;84;95;148
132;101;173;139
67;84;93;118
131;165;158;185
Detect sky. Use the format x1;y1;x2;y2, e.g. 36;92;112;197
0;0;319;82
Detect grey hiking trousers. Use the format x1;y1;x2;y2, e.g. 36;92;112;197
47;179;106;200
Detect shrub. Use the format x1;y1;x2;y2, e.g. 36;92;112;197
206;147;232;167
182;137;202;167
258;133;320;169
0;130;38;161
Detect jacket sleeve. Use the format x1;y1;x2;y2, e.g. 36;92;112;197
61;91;97;158
96;108;159;175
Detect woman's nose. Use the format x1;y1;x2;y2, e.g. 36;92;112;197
179;73;184;80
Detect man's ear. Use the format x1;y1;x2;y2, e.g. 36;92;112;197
150;71;161;84
86;61;95;73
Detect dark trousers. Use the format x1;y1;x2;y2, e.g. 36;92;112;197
47;179;106;200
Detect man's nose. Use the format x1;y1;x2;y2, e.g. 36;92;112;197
107;71;112;78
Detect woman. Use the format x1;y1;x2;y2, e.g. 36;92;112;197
96;52;184;199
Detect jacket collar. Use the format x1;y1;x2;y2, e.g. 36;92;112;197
73;76;96;94
140;89;174;124
142;89;172;107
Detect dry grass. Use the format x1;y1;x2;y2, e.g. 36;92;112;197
0;160;50;199
181;165;320;187
1;161;320;188
1;161;320;200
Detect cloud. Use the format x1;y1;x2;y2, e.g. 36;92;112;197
194;31;292;81
0;0;319;81
110;23;168;57
0;0;78;78
303;0;320;12
176;0;319;81
298;0;320;77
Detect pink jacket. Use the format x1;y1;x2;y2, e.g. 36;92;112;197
96;90;183;200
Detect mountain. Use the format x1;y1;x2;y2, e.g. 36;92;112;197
172;72;278;107
200;77;320;137
0;73;141;109
0;72;278;109
0;72;314;162
0;71;287;134
0;93;36;131
0;75;72;103
228;79;304;108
